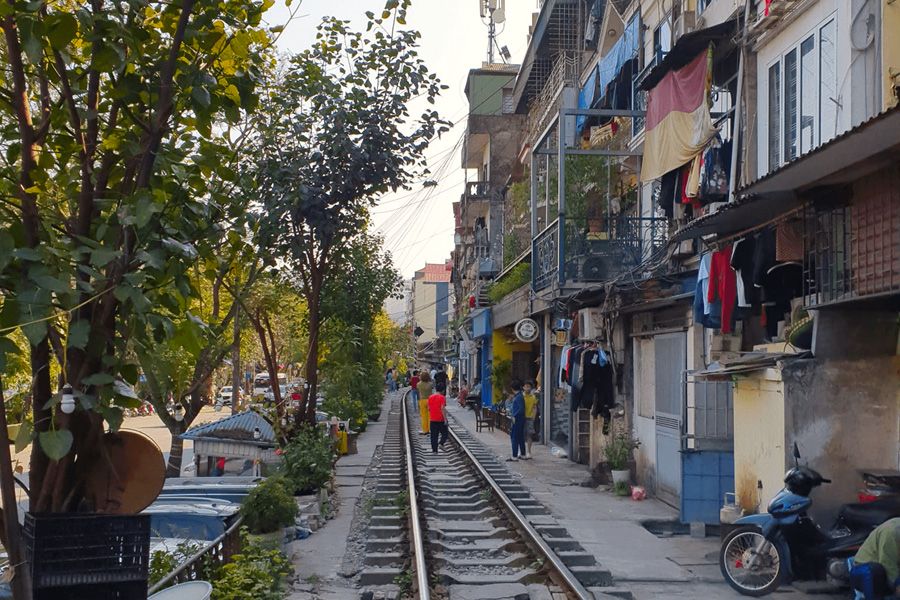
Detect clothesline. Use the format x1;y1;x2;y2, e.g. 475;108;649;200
702;202;808;250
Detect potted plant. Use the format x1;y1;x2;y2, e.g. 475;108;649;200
240;477;298;550
605;429;639;486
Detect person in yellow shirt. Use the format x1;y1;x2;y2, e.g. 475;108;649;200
416;371;433;435
523;380;538;459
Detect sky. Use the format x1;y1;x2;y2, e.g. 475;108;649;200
265;1;536;278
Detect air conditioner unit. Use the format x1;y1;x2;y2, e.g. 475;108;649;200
673;11;697;42
577;308;604;340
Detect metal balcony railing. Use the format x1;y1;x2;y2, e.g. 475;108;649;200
533;216;670;291
466;181;490;199
533;219;560;291
563;216;669;284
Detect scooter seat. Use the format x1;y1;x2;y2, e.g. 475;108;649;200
839;495;900;528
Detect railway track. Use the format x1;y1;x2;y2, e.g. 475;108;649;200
359;392;619;599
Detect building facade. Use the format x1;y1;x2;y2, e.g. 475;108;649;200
411;262;453;364
448;0;900;527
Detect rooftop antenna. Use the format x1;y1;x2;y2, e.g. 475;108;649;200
479;0;506;64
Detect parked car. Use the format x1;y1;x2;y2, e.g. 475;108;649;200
144;501;240;542
216;386;236;406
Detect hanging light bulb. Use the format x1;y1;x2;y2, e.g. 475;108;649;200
253;426;261;440
280;416;288;428
60;384;75;415
174;404;184;422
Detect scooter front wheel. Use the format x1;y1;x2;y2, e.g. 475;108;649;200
720;526;784;596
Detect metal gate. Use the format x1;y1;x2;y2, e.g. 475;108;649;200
654;332;686;505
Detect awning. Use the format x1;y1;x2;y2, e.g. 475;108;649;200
691;351;809;379
740;104;900;196
670;191;801;242
639;19;738;91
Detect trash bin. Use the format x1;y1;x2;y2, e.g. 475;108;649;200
149;581;213;600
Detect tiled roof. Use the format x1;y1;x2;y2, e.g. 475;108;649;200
180;410;275;446
417;262;453;283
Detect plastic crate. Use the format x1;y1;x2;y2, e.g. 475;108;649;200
34;581;148;600
24;513;151;589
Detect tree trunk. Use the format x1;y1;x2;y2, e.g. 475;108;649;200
28;338;52;508
166;431;185;478
0;378;33;600
301;288;321;425
251;311;282;418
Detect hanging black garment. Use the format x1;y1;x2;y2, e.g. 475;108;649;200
658;169;678;219
591;363;616;419
577;350;598;410
751;228;777;291
730;237;758;307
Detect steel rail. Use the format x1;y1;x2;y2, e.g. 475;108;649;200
446;417;594;600
401;393;431;600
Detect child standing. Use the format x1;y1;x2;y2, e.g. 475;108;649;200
506;380;526;461
523;380;538;460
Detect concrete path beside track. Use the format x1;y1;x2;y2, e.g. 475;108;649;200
446;402;845;600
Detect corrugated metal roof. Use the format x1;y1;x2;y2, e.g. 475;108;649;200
180;411;275;446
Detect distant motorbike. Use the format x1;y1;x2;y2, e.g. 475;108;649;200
719;444;900;596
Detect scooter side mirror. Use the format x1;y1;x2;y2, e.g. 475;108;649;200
792;442;801;465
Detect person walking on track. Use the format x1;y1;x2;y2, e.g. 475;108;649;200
416;371;433;435
428;381;449;453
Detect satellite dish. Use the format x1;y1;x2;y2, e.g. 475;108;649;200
83;429;166;514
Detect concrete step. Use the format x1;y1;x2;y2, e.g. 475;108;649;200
363;551;404;567
358;566;404;586
368;525;403;539
556;550;597;567
569;565;614;587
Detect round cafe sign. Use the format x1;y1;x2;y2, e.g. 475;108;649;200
514;318;540;343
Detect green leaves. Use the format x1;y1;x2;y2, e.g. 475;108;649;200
14;420;33;453
46;13;79;50
0;336;20;372
39;429;73;461
66;320;90;350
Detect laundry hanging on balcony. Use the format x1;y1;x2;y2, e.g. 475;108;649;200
576;15;640;135
641;46;718;182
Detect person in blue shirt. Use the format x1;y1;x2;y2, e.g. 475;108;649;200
506;380;526;461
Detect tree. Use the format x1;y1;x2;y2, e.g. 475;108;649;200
319;232;400;425
0;0;272;524
251;1;448;423
240;276;307;421
136;245;260;477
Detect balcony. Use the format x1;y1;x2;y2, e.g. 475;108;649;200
466;181;490;199
533;216;670;291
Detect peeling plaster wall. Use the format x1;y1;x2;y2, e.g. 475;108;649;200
782;356;900;521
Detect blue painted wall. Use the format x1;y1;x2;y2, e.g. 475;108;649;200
681;451;734;525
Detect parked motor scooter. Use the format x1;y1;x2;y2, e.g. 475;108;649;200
719;443;900;596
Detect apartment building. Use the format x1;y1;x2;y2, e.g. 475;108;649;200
411;262;453;364
456;0;900;526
